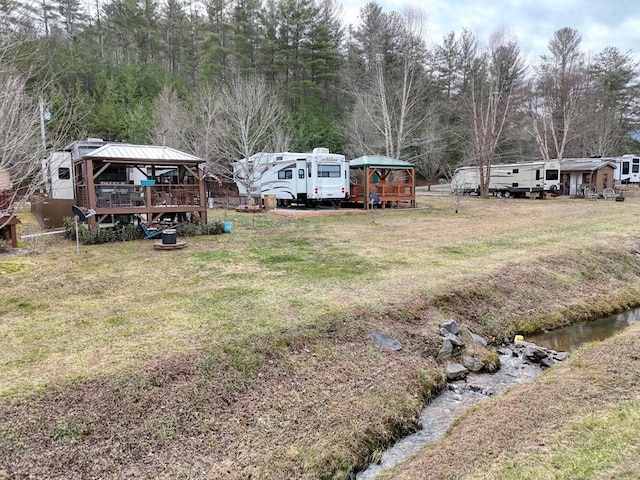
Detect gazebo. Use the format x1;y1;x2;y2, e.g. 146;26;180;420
73;144;208;228
349;156;415;210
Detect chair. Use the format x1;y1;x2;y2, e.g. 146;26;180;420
602;188;618;201
135;216;177;239
584;186;599;201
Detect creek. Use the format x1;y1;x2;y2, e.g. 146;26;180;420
356;307;640;479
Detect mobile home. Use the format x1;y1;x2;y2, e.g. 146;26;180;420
452;160;561;197
234;148;350;207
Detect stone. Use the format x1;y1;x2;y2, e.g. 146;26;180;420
471;333;488;347
436;339;454;362
371;331;402;351
462;354;485;372
539;357;556;369
446;363;469;381
444;332;465;347
441;319;460;335
524;345;549;362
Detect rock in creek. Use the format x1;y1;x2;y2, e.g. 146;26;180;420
446;363;469;381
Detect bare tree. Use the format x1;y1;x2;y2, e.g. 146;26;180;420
151;85;189;150
580;47;640;156
527;27;587;160
0;37;47;229
343;7;439;163
466;29;525;196
183;76;290;197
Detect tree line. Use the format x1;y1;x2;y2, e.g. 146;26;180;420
1;0;640;212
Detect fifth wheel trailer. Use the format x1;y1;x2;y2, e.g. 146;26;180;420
233;148;350;207
451;160;561;198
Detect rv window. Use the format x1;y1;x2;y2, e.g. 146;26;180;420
318;165;341;178
512;168;519;174
298;169;305;179
546;169;559;181
536;169;541;180
58;167;71;180
278;169;293;180
633;160;640;174
623;162;630;175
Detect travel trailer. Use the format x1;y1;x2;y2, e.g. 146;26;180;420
42;138;153;199
610;154;640;184
42;138;107;199
234;148;350;207
451;160;561;198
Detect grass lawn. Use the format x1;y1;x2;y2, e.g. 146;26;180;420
2;195;640;478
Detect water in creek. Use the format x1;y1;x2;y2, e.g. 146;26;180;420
356;308;640;479
527;308;640;352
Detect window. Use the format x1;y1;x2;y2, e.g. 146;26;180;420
512;168;519;174
278;169;293;180
622;162;630;175
298;169;305;179
58;167;71;180
536;169;541;180
546;169;559;180
633;158;639;173
318;165;341;178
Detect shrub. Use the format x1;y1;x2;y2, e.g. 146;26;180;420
63;217;225;245
200;221;224;235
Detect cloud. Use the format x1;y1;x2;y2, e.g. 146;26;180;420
340;0;640;61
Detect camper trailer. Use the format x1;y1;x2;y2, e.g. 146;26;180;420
452;160;561;198
611;154;640;184
42;138;107;199
234;148;350;207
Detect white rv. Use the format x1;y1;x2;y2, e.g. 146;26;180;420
451;160;561;198
611;154;640;184
234;148;350;207
43;138;107;199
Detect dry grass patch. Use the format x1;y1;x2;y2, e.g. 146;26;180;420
2;197;640;477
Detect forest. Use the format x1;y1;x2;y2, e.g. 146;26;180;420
1;0;640;199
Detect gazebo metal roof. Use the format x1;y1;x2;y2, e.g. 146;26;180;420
79;144;204;164
350;156;413;168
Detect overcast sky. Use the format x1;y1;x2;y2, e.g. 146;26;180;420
341;0;640;63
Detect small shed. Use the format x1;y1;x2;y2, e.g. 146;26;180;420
559;158;617;196
349;156;415;210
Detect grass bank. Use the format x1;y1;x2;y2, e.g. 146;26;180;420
1;195;640;478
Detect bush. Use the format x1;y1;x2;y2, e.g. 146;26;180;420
200;221;224;235
63;217;225;245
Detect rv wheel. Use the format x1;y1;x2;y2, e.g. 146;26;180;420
503;191;511;198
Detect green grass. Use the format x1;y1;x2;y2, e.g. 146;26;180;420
479;401;640;480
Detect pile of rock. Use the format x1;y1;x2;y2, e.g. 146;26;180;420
503;338;571;368
430;319;495;381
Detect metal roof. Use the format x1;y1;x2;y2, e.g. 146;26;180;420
560;158;617;171
81;143;204;163
350;155;414;168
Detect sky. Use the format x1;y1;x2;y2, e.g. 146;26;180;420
340;0;640;63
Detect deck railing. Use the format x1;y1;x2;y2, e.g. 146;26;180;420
93;184;201;208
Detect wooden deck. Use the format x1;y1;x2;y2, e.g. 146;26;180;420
350;183;415;208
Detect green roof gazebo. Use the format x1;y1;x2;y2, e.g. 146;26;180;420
349;156;415;210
